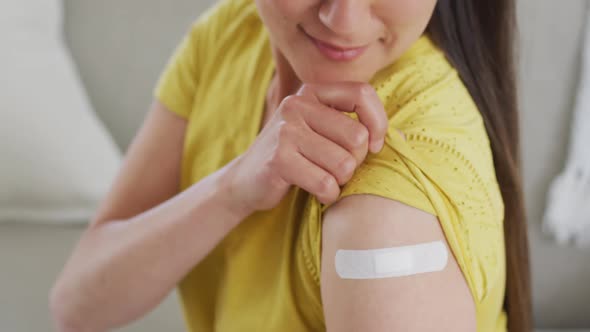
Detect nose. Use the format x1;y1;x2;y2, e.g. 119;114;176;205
318;0;372;39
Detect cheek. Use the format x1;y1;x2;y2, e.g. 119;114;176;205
378;0;437;28
274;0;309;18
257;0;315;28
256;0;318;51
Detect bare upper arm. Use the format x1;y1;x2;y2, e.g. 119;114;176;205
91;101;187;226
321;194;476;332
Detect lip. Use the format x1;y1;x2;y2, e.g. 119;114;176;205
302;29;369;62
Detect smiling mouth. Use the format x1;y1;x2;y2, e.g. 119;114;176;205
300;27;369;62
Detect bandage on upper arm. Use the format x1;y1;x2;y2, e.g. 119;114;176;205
335;241;448;279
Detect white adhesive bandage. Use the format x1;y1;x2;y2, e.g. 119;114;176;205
335;241;448;279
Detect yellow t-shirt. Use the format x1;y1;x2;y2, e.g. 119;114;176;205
155;0;507;331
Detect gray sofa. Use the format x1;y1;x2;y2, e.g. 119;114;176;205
1;0;589;331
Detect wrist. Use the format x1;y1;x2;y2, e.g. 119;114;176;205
211;160;254;224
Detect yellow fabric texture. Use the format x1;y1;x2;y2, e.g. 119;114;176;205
155;1;507;331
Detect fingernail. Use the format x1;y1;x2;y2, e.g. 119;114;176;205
370;140;384;153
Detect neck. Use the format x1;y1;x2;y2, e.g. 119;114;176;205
269;46;302;104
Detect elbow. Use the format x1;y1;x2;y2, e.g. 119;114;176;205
49;283;82;332
49;228;108;332
49;282;99;332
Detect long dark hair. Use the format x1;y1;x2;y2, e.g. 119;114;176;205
427;1;531;330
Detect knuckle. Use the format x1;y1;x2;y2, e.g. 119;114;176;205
335;155;357;182
280;95;303;114
277;121;294;143
350;125;369;148
326;188;341;204
317;173;337;195
356;83;375;99
320;184;340;205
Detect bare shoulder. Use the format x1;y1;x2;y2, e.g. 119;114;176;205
320;194;476;332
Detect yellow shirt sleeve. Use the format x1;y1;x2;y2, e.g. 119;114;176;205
154;0;237;119
320;133;437;217
318;41;505;305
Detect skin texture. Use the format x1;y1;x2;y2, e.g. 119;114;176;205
50;104;251;331
227;82;388;212
51;1;476;331
322;196;476;331
255;0;437;84
256;0;477;331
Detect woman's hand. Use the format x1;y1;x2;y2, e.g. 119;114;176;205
224;82;389;214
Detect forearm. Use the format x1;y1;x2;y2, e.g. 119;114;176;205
50;169;248;331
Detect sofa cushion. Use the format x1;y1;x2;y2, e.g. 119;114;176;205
0;0;121;224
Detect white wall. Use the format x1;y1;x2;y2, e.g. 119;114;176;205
2;0;582;330
66;0;590;328
518;0;590;327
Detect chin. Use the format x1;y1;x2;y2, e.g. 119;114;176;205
295;64;377;84
288;48;388;84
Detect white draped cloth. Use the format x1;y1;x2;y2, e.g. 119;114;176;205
543;11;590;247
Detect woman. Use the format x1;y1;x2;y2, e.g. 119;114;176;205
50;0;531;331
